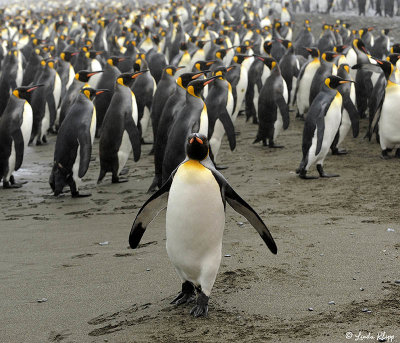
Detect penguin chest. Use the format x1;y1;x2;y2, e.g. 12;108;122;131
227;84;234;116
90;107;96;144
131;92;138;124
21;101;33;147
67;65;75;90
321;94;343;151
380;84;400;145
54;73;62;108
198;104;208;136
166;161;225;278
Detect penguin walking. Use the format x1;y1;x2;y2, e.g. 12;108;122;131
49;88;107;197
296;76;356;179
254;56;289;148
148;71;208;193
0;85;42;188
98;72;143;184
162;76;217;184
129;133;277;317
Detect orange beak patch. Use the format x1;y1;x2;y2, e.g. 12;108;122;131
196;137;203;144
190;138;194;144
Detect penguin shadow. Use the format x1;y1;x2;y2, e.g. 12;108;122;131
48;330;72;342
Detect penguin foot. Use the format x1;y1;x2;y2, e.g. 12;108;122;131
331;148;347;155
119;167;129;176
296;113;304;120
3;182;23;189
317;165;339;178
112;176;129;183
71;192;91;198
269;143;284;148
381;150;392;160
190;291;209;317
171;281;196;306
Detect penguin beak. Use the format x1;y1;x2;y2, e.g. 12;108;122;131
95;89;109;95
253;54;265;62
132;70;149;78
226;65;236;72
27;84;44;92
96;51;104;55
206;60;216;66
118;57;126;62
71;52;78;56
87;70;104;77
339;80;354;84
176;66;186;70
195;137;203;144
203;76;218;86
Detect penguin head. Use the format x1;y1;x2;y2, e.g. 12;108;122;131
375;59;395;79
236;45;252;54
321;51;339;63
353;39;369;54
382;29;390;36
334;45;347;54
186;133;209;161
80;87;109;101
213;66;236;79
391;43;400;54
263;40;273;55
254;55;277;70
233;54;252;64
215;48;230;60
324;76;354;89
12;85;43;100
179;42;188;51
386;53;400;66
305;47;320;58
177;71;209;89
187;76;218;97
338;64;351;75
85;50;103;59
194;60;216;71
277;39;292;49
164;65;184;76
117;71;148;86
60;51;78;62
46;59;57;69
107;56;126;67
75;70;104;82
196;40;208;49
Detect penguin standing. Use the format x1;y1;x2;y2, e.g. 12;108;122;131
98;72;143;184
296;76;356;179
294;47;321;119
278;44;300;105
148;71;207;193
0;85;42;188
129;133;277;317
253;56;289;148
49;88;107;197
162;76;217;183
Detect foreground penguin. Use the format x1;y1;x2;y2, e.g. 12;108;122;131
296;76;357;179
98;72;143;184
129;133;277;317
0;85;42;188
49;88;107;197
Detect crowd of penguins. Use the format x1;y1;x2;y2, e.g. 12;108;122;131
0;0;400;196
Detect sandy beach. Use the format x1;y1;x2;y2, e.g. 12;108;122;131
1;12;400;343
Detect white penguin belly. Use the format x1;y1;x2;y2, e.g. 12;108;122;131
72;143;81;187
54;73;62;109
379;85;400;150
67;65;75;91
41;103;50;140
117;130;132;174
21;101;33;147
6;141;16;181
273;110;283;141
297;62;319;115
210;119;224;161
233;70;248;122
166;161;225;296
198;105;208;136
90;107;96;144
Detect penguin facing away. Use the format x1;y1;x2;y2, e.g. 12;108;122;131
129;133;277;317
98;72;143;184
296;76;356;179
0;85;42;188
49;88;108;197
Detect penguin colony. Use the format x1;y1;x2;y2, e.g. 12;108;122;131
1;0;400;317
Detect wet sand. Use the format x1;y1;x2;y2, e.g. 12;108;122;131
1;12;400;343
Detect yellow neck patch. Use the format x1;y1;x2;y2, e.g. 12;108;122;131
13;90;20;98
117;77;124;86
84;89;91;99
187;85;199;98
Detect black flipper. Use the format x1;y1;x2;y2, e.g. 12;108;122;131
203;159;277;254
125;114;141;162
47;94;57;128
315;115;325;156
129;173;174;249
77;129;92;178
217;107;236;151
275;94;290;130
12;130;24;171
341;92;360;137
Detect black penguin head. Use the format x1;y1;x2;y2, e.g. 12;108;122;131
382;29;390;35
85;50;103;59
277;39;292;49
186;133;209;161
187;76;218;97
359;27;373;38
215;48;230;60
194;60;216;71
196;40;208;49
164;65;184;77
50;162;70;196
236;45;252;54
75;70;104;82
338;64;351;75
107;56;125;67
353;39;369;54
375;59;395;79
391;43;400;54
60;51;78;62
321;51;339;63
12;85;43;100
214;66;235;79
324;75;353;89
254;55;277;70
386;53;400;66
45;59;57;69
263;40;273;55
233;54;252;64
179;42;188;51
334;45;347;54
80;87;109;101
117;71;148;86
305;47;320;58
177;71;208;89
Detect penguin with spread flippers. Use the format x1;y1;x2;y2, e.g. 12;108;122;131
0;85;42;188
129;133;277;317
296;76;356;179
50;88;108;197
253;56;289;148
98;72;143;184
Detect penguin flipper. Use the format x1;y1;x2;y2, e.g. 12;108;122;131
125;114;141;162
315;115;325;156
47;94;57;128
129;173;174;249
12;130;24;171
218;107;236;151
275;94;290;130
204;163;277;254
77;130;92;178
341;93;360;138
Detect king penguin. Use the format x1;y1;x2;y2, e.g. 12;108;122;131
0;85;42;188
98;72;143;184
129;133;277;317
296;76;355;179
